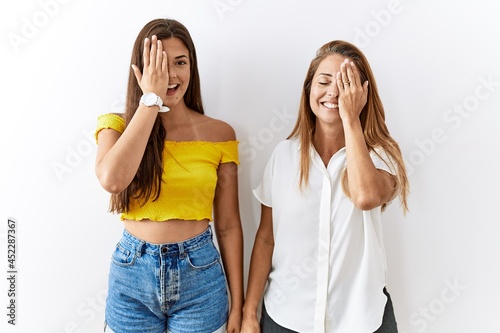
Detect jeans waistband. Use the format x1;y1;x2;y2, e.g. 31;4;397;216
120;226;213;257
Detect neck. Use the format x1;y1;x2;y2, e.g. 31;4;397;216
160;99;204;137
160;99;192;122
166;97;190;114
313;121;345;164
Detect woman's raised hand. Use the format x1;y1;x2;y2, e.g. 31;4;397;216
131;35;169;96
336;58;369;122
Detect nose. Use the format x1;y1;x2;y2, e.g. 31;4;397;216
327;85;337;97
168;67;177;79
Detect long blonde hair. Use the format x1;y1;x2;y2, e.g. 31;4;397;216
288;40;409;212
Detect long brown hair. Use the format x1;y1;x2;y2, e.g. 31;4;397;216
110;18;204;213
288;40;409;212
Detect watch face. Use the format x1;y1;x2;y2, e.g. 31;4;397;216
143;93;156;105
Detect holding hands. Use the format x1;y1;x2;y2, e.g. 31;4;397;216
336;59;369;122
131;35;169;97
240;315;260;333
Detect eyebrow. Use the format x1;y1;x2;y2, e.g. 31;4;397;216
175;55;188;60
317;73;333;77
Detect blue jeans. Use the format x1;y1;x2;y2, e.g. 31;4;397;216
105;226;228;333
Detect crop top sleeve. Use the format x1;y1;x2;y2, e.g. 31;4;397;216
94;113;239;222
94;113;125;143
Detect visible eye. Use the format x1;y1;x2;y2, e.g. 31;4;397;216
176;60;188;66
318;81;330;86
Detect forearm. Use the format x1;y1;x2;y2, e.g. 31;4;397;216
213;161;244;310
96;105;159;193
217;223;244;310
343;118;388;208
243;236;273;319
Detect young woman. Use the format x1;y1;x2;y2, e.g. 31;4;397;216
95;19;243;333
241;40;409;333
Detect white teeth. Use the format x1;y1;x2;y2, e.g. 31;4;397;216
168;84;178;89
323;102;338;109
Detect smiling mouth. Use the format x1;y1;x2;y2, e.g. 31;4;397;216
322;102;338;109
167;84;179;95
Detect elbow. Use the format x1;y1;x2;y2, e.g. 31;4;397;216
96;169;128;194
214;219;243;239
351;192;384;211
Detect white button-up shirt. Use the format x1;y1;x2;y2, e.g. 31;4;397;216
253;138;396;333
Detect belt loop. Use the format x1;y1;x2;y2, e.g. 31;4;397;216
136;240;145;257
179;242;185;259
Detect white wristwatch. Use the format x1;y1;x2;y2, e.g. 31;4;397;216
139;92;170;112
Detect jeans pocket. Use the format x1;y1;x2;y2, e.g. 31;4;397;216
186;242;220;270
111;243;136;267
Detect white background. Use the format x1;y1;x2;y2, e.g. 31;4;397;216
1;0;499;332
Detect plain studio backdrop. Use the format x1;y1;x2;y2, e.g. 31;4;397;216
1;0;499;332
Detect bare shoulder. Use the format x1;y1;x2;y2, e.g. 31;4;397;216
210;118;236;141
198;115;236;142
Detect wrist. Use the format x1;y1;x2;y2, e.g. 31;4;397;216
342;116;362;129
242;304;259;319
229;307;243;322
229;301;243;312
139;92;169;112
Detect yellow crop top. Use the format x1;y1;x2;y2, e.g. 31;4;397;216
95;113;239;222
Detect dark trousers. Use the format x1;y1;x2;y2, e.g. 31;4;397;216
260;288;398;333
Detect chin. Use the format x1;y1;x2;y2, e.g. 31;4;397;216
318;113;342;124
